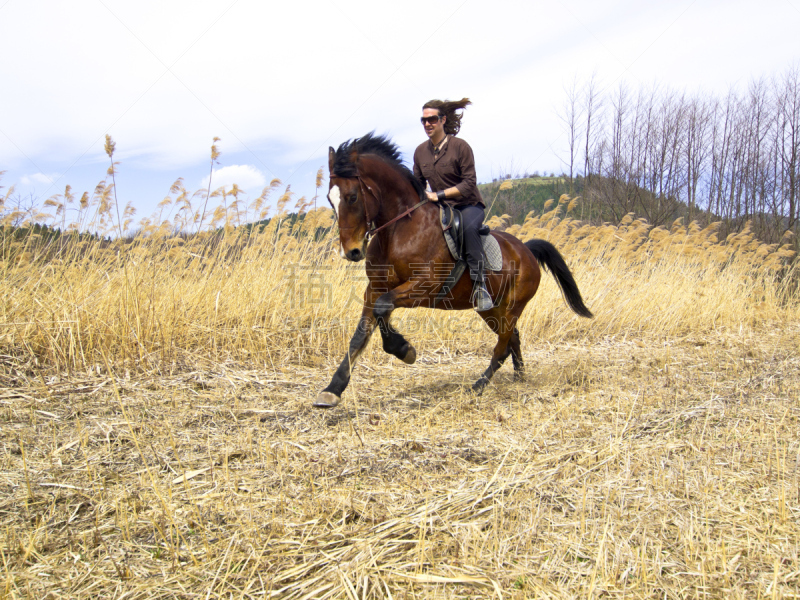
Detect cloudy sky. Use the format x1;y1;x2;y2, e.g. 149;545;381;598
1;0;798;225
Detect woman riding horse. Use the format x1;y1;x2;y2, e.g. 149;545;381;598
413;98;493;311
315;133;592;408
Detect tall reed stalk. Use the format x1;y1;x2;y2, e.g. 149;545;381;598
1;188;796;374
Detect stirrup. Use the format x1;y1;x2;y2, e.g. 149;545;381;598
472;282;493;312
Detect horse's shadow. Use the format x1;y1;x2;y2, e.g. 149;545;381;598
320;409;360;427
396;371;529;403
259;408;360;428
381;377;482;409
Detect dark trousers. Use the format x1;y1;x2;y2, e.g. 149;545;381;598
455;204;486;281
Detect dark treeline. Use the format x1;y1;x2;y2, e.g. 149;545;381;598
560;66;800;245
1;222;101;251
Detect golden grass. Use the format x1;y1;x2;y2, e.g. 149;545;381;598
2;196;796;373
2;329;799;598
1;196;799;598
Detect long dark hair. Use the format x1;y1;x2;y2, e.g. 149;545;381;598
422;98;471;135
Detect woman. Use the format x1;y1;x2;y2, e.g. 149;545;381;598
413;98;493;311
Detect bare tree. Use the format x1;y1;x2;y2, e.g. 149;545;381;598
555;65;800;244
684;94;712;223
558;75;583;196
776;65;800;234
582;73;604;220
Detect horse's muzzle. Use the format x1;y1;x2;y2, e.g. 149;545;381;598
345;247;365;262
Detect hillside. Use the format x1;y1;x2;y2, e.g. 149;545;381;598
480;174;688;227
479;176;570;223
481;174;800;254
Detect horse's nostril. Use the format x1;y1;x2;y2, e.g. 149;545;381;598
348;249;363;261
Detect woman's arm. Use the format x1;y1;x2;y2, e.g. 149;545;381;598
427;186;462;202
453;143;478;199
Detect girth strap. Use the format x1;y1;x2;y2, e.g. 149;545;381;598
433;260;468;308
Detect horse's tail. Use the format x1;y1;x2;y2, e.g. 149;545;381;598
525;239;593;318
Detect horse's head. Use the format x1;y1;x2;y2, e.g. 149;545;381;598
327;145;378;262
327;133;425;262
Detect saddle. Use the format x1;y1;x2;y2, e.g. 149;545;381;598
439;205;503;270
434;205;503;308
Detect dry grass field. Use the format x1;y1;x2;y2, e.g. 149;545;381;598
1;195;799;598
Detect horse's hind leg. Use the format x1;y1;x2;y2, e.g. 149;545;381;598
510;327;524;381
472;317;516;394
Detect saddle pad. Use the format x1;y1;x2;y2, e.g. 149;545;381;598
444;230;503;271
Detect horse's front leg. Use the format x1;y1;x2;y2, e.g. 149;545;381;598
314;308;376;408
313;279;421;408
373;276;431;365
375;297;416;365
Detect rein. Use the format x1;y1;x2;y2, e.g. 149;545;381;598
329;173;428;239
371;197;429;235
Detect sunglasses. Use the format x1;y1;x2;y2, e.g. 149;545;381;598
420;115;442;125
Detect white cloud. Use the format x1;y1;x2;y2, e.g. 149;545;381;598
20;173;59;186
200;165;266;193
1;0;799;217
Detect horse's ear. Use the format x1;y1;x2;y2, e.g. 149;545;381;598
349;141;360;167
328;147;335;174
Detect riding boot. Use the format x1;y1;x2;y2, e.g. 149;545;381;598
471;272;494;312
457;204;492;311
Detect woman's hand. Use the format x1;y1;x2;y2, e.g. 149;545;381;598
427;191;439;202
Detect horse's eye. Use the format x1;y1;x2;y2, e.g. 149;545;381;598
348;193;358;204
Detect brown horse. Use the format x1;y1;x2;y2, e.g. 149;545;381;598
314;133;592;408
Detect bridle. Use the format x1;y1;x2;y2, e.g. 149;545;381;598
328;173;428;240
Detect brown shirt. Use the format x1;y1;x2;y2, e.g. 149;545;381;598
413;136;485;208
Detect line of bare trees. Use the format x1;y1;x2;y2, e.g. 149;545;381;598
560;66;800;244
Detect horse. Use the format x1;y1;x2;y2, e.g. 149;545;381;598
314;133;592;408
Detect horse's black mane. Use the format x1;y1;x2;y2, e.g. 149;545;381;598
332;132;425;198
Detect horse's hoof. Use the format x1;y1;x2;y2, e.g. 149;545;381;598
313;392;341;408
471;377;490;395
402;346;417;364
513;371;525;382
